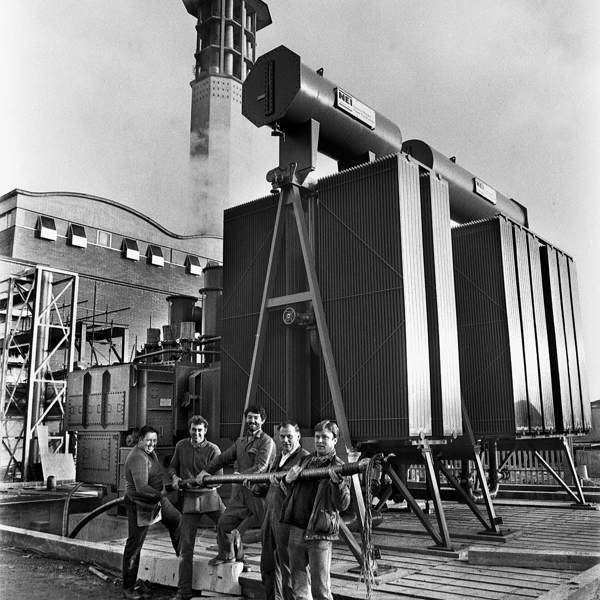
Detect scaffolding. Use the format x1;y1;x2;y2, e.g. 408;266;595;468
0;266;78;481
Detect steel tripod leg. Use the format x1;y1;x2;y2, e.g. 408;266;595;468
421;447;453;550
560;436;587;505
436;461;493;531
471;449;503;534
384;464;444;547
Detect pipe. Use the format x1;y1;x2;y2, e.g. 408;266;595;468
402;139;528;226
68;497;124;539
181;458;369;488
243;45;403;165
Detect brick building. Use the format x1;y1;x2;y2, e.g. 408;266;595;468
0;188;220;360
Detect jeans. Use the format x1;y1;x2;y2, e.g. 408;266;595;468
288;525;333;600
261;513;293;600
178;510;222;598
122;496;181;591
215;485;265;558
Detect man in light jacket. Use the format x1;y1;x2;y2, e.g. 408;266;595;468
281;420;350;600
200;405;275;565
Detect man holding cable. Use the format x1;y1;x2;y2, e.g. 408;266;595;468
280;420;351;600
168;415;225;600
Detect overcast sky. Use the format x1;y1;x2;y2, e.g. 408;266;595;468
2;1;599;400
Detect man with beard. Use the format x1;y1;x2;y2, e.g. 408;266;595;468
281;420;350;600
168;415;225;600
122;425;181;600
257;422;310;600
200;405;275;565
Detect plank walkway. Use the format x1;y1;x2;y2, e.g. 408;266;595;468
105;500;600;599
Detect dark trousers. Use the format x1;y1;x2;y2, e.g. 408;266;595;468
216;485;265;558
122;496;181;591
261;512;293;600
178;510;222;598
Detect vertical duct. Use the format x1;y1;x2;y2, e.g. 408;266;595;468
419;168;462;438
540;246;590;432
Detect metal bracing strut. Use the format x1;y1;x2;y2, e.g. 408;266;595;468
241;162;367;567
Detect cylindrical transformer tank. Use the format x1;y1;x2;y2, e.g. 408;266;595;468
166;295;199;339
242;45;403;165
402;139;528;226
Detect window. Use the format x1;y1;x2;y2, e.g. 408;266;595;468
67;224;87;248
97;229;112;247
36;216;57;241
121;238;139;261
146;245;164;267
0;210;15;232
185;255;202;275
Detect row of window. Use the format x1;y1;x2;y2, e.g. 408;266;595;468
36;216;203;275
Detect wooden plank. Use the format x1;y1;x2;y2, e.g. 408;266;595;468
536;564;600;600
431;562;575;581
383;579;519;600
468;546;600;570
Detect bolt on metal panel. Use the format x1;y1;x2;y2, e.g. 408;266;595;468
452;218;525;436
566;260;591;430
557;252;583;430
526;232;555;432
398;156;431;437
513;226;544;432
540;245;573;432
419;169;462;438
499;218;529;433
317;155;431;441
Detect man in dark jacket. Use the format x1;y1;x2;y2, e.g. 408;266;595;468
122;425;181;600
200;405;275;565
281;420;350;600
259;421;310;600
168;415;225;600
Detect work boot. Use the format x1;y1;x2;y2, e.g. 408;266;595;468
122;588;143;600
134;580;153;599
230;528;244;562
170;593;192;600
207;554;233;566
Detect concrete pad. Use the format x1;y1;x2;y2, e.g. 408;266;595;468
138;553;243;595
468;545;600;571
536;564;600;599
0;523;244;595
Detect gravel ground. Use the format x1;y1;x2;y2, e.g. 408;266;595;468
0;545;177;600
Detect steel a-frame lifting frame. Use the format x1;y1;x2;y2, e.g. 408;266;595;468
240;161;370;568
0;266;78;481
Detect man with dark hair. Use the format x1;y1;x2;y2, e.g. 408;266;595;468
122;425;181;600
168;416;225;600
259;421;310;600
200;405;275;565
281;420;350;600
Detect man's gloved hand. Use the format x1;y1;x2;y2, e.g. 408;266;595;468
171;475;182;491
285;465;302;484
195;470;210;486
328;466;343;484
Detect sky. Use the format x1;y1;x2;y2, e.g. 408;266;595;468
2;1;599;399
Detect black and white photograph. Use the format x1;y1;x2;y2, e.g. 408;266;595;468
1;2;599;599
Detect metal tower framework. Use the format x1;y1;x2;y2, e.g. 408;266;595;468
0;266;78;481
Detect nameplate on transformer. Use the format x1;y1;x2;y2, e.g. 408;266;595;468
473;177;497;204
334;88;376;129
